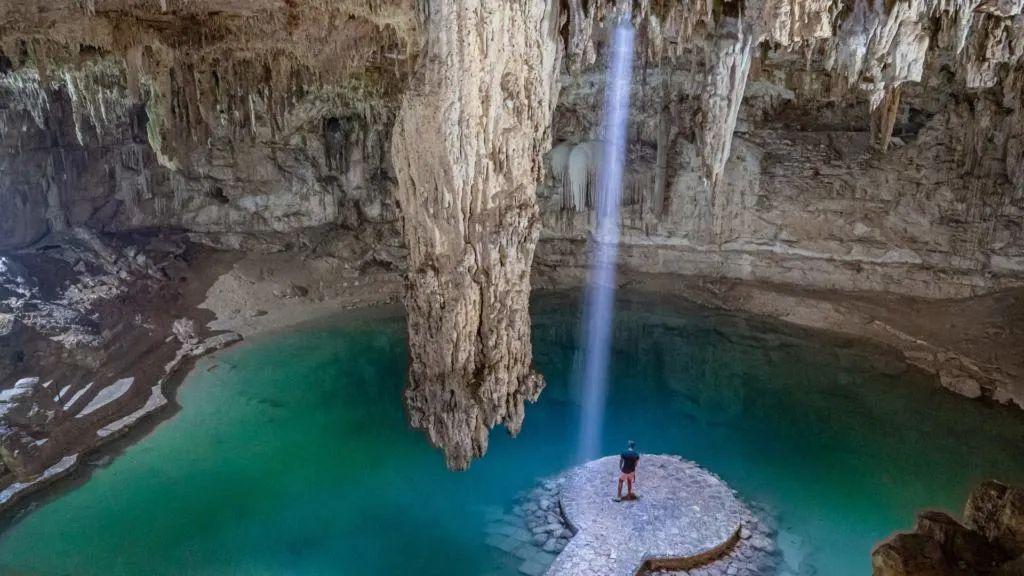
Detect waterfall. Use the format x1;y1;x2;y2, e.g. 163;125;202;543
576;18;634;462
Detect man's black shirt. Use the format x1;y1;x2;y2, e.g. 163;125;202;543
620;449;640;473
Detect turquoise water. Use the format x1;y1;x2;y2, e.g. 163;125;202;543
1;292;1023;575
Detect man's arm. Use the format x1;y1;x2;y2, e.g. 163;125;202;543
619;456;625;472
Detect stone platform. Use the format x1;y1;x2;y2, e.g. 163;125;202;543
546;455;747;576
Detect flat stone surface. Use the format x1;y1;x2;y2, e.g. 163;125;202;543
547;455;746;576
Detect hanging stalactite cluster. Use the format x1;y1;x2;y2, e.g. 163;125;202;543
554;0;1022;192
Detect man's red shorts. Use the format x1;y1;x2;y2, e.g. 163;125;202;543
620;472;636;482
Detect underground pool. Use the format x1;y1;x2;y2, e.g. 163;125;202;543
0;291;1022;576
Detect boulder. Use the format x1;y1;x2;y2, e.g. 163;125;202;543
871;533;950;576
967;481;1010;535
0;377;59;429
172;318;199;345
0;426;51;479
915;510;1008;571
966;481;1024;557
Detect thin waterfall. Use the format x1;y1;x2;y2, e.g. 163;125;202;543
576;18;635;462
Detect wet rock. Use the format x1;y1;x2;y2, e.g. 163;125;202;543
915;510;1007;571
876;480;1024;576
0;314;13;338
0;377;58;428
871;533;948;576
0;426;50;479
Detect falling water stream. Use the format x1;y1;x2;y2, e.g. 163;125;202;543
576;18;635;462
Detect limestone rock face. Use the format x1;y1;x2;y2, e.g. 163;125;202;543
0;1;414;251
542;0;1024;301
698;16;754;189
391;0;560;470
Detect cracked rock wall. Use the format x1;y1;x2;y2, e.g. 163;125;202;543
391;0;560;469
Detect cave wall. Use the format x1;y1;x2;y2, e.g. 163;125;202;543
537;0;1024;299
0;1;414;251
1;0;1020;294
0;0;1022;471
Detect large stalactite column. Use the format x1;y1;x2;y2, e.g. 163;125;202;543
391;0;560;470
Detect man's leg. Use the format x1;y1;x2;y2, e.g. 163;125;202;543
617;477;624;499
627;475;634;496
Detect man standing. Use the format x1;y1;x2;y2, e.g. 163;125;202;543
617;440;640;501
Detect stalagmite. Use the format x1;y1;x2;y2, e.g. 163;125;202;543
391;0;560;470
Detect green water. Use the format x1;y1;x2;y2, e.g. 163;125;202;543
1;292;1023;576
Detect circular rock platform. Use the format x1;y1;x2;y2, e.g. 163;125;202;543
546;455;747;576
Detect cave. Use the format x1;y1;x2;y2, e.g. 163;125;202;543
1;2;1023;576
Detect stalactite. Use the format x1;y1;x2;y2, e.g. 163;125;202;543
170;171;187;212
653;94;670;216
698;17;753;190
391;0;560;470
0;70;51;130
566;0;595;74
870;84;902;151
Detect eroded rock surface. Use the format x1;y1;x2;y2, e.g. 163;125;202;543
390;0;560;469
